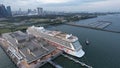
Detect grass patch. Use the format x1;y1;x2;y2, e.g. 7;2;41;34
0;28;11;34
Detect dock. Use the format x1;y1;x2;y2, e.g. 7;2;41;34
61;53;93;68
47;59;63;68
88;21;112;29
65;23;120;33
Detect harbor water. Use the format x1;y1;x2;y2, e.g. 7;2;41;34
0;14;120;68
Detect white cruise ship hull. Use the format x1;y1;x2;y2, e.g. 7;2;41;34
67;49;85;58
45;39;85;58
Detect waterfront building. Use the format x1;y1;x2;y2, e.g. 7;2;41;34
1;31;60;68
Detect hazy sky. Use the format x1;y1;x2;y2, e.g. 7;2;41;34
1;0;120;12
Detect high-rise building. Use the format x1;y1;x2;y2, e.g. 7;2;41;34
27;9;32;14
0;4;12;17
7;6;12;16
0;4;8;17
37;7;43;15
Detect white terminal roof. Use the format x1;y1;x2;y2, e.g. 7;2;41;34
2;31;56;63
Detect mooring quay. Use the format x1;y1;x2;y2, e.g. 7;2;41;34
66;21;120;33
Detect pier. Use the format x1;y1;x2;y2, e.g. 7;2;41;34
88;21;112;29
48;59;63;68
61;53;93;68
65;23;120;33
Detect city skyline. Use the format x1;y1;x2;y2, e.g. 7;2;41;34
1;0;120;12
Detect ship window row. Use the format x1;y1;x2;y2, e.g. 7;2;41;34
29;29;72;49
72;41;82;51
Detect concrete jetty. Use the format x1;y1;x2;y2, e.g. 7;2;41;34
61;53;93;68
48;60;63;68
65;23;120;33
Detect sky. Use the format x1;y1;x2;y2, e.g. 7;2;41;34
1;0;120;12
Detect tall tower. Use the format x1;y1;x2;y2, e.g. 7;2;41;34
28;9;32;14
0;4;8;17
7;6;12;16
37;7;43;15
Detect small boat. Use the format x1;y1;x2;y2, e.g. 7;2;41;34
85;39;90;45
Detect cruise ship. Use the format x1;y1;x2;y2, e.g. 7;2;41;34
27;26;85;57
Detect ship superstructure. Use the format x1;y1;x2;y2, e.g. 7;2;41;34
27;26;85;57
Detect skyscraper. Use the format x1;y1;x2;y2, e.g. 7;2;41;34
0;4;8;17
28;9;32;14
7;6;12;16
0;4;12;17
37;7;43;15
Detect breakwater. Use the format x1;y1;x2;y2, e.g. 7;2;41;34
65;23;120;33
